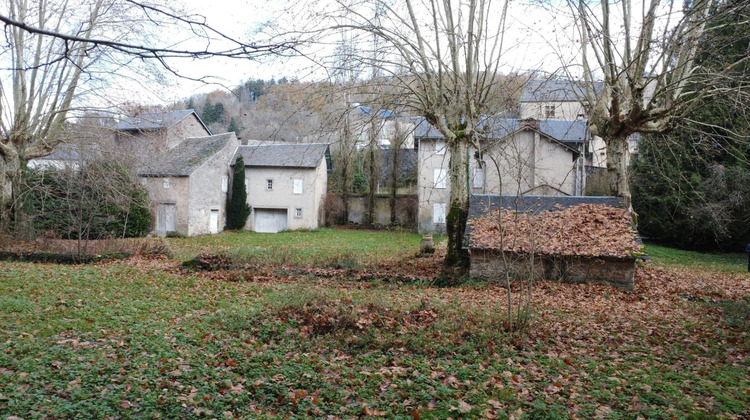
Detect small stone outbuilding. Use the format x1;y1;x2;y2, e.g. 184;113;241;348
465;195;645;290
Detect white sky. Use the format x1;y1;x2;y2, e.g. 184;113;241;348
156;0;578;103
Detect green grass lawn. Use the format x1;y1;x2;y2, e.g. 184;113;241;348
645;243;747;273
0;229;747;418
166;228;428;264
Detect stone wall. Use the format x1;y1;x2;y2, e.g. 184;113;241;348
326;194;418;228
469;249;635;290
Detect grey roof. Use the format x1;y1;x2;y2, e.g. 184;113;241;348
138;133;236;177
413;117;444;139
235;143;329;168
115;109;211;135
538;119;589;144
467;194;626;219
520;79;604;103
415;117;584;152
36;147;84;162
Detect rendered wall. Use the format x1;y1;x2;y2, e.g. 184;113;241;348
245;160;327;231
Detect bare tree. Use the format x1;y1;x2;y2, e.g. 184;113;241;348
288;0;515;265
562;0;750;207
0;0;297;229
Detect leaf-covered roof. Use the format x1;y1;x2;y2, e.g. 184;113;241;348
465;195;644;258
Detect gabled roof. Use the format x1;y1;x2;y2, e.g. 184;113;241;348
138;132;236;177
520;79;604;103
413;117;444;139
234;143;329;168
415;117;582;154
464;194;643;258
115;109;211;135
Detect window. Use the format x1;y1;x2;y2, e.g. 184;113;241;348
266;179;273;190
472;168;484;189
544;105;556;119
433;203;446;224
435;140;446;155
163;178;170;189
295;208;302;218
434;169;447;189
293;178;303;195
221;176;229;193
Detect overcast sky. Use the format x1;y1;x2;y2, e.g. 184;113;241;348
119;0;635;109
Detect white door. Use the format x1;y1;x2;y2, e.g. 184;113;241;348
209;209;219;234
157;204;177;236
254;209;288;233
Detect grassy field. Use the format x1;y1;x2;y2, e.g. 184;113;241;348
645;243;747;273
0;229;748;418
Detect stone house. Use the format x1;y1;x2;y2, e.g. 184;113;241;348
234;143;329;233
138;132;239;237
415;118;582;233
519;79;608;169
114;109;212;169
464;195;644;290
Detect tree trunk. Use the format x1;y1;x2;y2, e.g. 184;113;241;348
390;146;400;225
0;149;22;232
367;140;378;226
604;134;632;209
341;161;350;225
445;139;470;267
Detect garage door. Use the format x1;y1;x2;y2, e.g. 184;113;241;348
254;209;288;233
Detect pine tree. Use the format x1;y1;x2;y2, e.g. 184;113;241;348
227;117;239;134
226;155;251;230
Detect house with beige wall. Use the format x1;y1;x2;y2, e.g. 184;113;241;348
138;132;239;237
115;109;212;170
234;143;329;233
415;118;580;233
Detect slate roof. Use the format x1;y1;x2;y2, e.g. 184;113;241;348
415;117;583;153
115;109;211;135
138;133;235;177
413;117;444;139
520;79;604;103
538;119;589;144
234;143;329;168
467;194;626;220
36;146;84;162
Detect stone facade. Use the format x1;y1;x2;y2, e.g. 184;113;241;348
139;133;239;237
469;249;636;290
417;125;580;234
